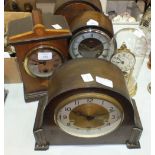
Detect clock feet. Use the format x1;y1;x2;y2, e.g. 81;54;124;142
34;128;49;151
34;131;49;151
126;99;143;149
35;143;49;151
126;141;140;149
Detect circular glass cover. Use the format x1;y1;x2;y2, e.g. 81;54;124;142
24;46;63;78
55;93;123;138
69;29;115;60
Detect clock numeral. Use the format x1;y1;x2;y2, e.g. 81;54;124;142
112;115;115;119
73;47;78;50
67;123;70;126
109;107;115;113
65;107;72;111
63;115;67;119
74;53;80;57
101;101;105;104
59;115;68;120
59;115;61;120
87;98;93;103
75;100;80;105
82;35;85;39
107;122;111;126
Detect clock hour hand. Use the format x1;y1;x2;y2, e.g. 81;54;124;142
73;111;88;118
116;57;125;64
30;58;47;65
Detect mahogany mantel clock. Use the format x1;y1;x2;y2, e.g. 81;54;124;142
8;10;72;102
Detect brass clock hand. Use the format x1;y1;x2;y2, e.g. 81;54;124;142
73;111;88;118
30;58;47;65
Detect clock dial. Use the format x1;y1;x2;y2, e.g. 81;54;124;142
69;29;114;60
55;93;123;138
111;52;136;72
24;46;63;78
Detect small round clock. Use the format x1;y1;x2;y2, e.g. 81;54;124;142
111;42;136;74
69;11;116;60
111;28;147;96
24;45;64;78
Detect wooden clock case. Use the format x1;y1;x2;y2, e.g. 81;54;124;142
54;0;103;26
8;10;72;102
70;10;114;41
33;59;143;150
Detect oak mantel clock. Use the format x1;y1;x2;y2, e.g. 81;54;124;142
33;58;143;150
69;10;115;60
54;0;103;26
54;0;115;60
8;9;72;102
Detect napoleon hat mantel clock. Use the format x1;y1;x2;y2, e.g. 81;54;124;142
69;10;116;60
33;58;142;150
54;0;103;26
8;9;72;102
54;0;115;60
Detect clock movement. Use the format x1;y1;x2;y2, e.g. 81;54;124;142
8;10;71;102
54;0;102;26
33;58;142;150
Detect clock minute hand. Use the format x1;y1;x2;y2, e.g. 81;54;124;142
73;111;88;118
93;113;108;119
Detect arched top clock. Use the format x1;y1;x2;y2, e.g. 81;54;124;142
54;0;103;26
33;58;143;150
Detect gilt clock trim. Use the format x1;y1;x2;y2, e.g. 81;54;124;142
23;45;64;78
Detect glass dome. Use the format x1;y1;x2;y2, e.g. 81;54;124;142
112;28;148;96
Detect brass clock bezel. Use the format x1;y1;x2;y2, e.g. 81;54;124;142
24;45;64;78
54;92;124;138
